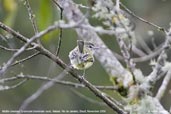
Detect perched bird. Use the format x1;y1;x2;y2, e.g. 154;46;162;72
69;40;98;76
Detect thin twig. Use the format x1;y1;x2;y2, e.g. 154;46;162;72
24;0;40;44
0;79;27;91
55;3;63;56
120;2;166;33
24;0;38;34
0;45;37;52
1;74;118;90
10;52;40;67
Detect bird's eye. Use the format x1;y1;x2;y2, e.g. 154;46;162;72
88;45;93;48
88;44;94;48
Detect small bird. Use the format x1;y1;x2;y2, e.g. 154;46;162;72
69;40;98;76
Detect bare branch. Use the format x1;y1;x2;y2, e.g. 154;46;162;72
155;69;171;100
78;76;127;114
1;74;118;90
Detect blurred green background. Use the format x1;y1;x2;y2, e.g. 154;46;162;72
0;0;171;113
